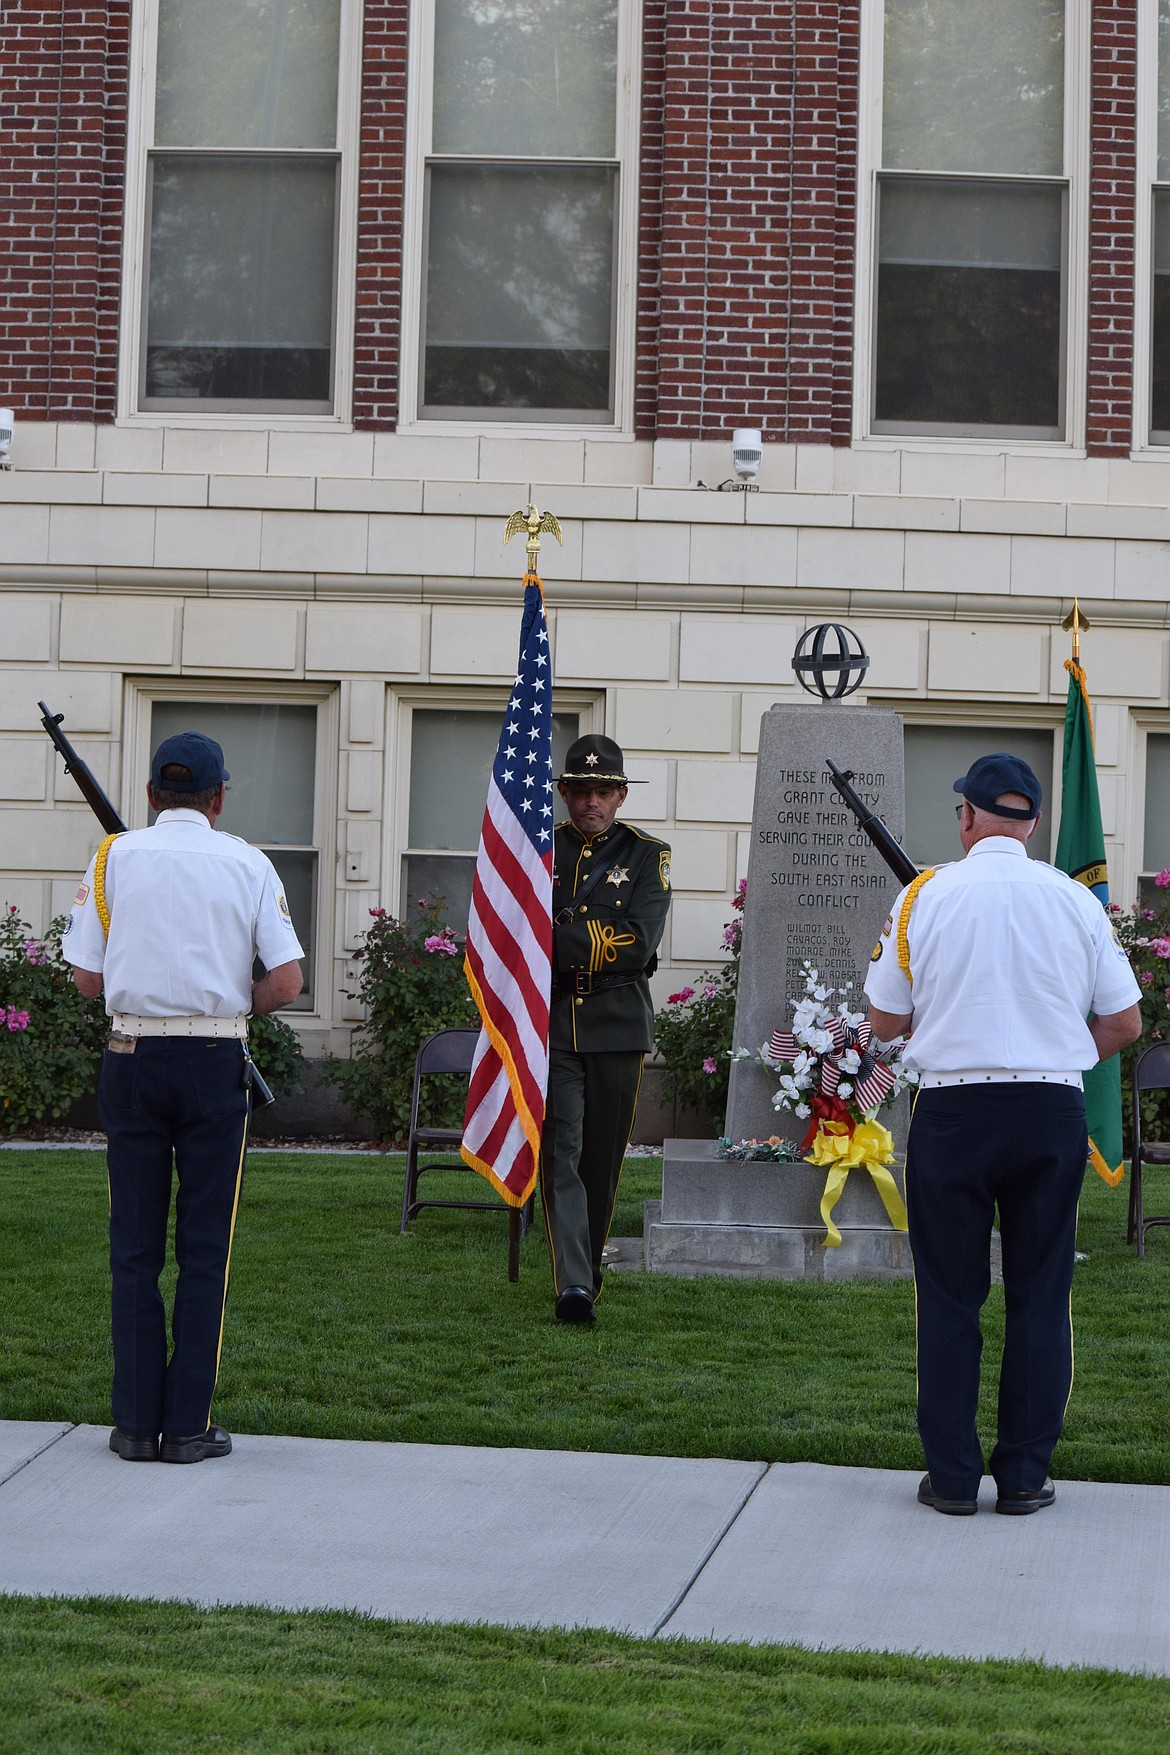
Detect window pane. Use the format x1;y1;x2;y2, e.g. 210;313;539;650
405;853;478;929
883;0;1064;176
433;0;618;158
424;164;614;413
1144;735;1170;873
904;726;1053;866
875;179;1062;430
1153;192;1170;436
150;702;317;845
409;709;580;850
1161;0;1170;182
149;702;319;998
155;0;340;149
145;156;335;405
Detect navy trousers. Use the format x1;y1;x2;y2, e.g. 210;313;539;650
906;1082;1087;1501
99;1037;251;1440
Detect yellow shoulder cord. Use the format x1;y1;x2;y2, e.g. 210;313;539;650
93;833;121;940
896;869;937;982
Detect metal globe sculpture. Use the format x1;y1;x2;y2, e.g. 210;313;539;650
792;623;870;702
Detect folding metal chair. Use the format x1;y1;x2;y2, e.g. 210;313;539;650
399;1026;531;1281
1127;1042;1170;1257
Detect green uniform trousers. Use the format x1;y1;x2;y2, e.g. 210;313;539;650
540;1046;644;1299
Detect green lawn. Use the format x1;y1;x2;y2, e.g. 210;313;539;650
3;1148;1170;1753
3;1149;1168;1480
2;1597;1169;1755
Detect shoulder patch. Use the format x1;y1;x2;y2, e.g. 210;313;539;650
74;882;90;906
277;891;293;924
870;940;883;962
659;851;671;891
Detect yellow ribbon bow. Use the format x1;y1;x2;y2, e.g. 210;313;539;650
804;1118;908;1247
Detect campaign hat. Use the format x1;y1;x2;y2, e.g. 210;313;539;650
558;733;645;784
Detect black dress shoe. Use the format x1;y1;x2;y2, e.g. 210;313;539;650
555;1286;596;1324
109;1427;159;1462
917;1473;978;1516
160;1424;233;1465
996;1478;1055;1516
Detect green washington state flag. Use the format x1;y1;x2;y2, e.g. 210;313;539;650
1054;660;1124;1186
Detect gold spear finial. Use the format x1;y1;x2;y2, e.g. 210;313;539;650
504;502;563;577
1061;597;1091;664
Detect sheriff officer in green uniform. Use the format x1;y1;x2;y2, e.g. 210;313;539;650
542;734;672;1323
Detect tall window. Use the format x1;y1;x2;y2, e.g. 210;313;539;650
405;709;579;924
873;0;1069;438
411;0;629;423
150;701;321;1007
136;0;353;413
1142;733;1170;900
1152;3;1170;440
904;725;1054;866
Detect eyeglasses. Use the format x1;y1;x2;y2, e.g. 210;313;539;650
954;803;965;820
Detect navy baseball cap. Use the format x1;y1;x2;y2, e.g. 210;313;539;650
953;753;1041;819
150;731;229;792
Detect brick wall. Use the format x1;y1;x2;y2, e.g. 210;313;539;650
1086;0;1138;455
352;0;410;429
647;0;859;444
0;1;129;421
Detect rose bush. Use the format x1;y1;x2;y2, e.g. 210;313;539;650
0;905;107;1133
325;896;476;1145
1111;880;1170;1149
652;880;745;1132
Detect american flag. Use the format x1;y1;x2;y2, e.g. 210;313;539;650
461;577;554;1205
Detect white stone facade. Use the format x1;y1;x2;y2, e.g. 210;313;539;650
3;425;1168;1055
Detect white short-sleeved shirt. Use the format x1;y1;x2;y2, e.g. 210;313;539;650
863;837;1140;1074
61;810;304;1018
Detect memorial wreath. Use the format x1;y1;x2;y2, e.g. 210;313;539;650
727;963;917;1246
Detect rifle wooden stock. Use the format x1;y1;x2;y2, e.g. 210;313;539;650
825;758;918;887
39;700;127;835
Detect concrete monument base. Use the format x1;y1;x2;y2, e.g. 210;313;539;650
645;1138;914;1282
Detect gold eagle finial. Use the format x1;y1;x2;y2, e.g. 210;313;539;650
504;502;563;575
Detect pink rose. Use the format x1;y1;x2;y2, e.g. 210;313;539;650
703;982;718;997
368;907;386;918
1153;939;1170;960
702;1057;717;1074
22;939;46;965
668;986;695;1005
1156;870;1170;888
423;934;458;956
1140;971;1154;986
5;1008;30;1031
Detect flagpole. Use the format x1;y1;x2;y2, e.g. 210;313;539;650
1054;601;1125;1186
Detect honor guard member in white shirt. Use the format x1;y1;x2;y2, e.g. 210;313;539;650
542;735;672;1324
63;732;304;1465
865;753;1141;1518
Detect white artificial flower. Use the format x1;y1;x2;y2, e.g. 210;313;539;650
804;1027;833;1056
794;1102;811;1118
792;1050;814;1080
837;1080;853;1097
838;1048;861;1074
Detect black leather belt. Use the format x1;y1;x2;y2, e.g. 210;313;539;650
552;969;646;998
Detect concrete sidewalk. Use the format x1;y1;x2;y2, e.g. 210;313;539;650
2;1420;1167;1675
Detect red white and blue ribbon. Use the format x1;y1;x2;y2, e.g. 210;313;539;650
767;1015;896;1114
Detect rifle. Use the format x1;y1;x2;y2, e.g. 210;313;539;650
825;758;919;887
39;700;127;834
39;700;275;1106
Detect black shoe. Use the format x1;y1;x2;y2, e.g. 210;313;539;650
160;1424;233;1465
109;1427;159;1462
917;1473;978;1516
996;1478;1055;1516
555;1286;596;1324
